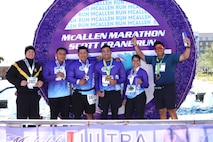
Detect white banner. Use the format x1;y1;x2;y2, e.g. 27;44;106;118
1;123;213;142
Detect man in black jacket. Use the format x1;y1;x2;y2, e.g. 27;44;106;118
6;46;44;119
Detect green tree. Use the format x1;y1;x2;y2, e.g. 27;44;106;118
0;56;4;63
197;44;213;74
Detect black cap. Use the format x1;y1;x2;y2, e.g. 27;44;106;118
56;47;68;54
25;46;35;54
78;46;88;53
101;44;111;50
154;41;164;48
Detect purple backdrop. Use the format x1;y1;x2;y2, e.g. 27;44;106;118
33;0;196;119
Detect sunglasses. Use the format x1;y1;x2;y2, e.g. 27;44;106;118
155;45;164;50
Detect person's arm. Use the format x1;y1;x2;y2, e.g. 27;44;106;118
36;63;44;88
131;37;146;61
179;37;191;62
6;64;22;86
123;70;129;100
42;62;57;82
94;62;100;93
117;62;126;84
140;69;149;88
66;62;78;84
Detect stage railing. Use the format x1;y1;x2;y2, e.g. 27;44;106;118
0;119;213;126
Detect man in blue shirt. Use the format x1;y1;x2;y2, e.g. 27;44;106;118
95;44;126;119
132;37;191;119
43;47;72;119
67;46;96;119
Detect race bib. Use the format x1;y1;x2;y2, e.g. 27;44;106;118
155;63;166;73
87;95;97;105
102;75;113;86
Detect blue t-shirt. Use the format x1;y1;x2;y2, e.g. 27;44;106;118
67;59;96;95
94;58;126;92
43;59;72;98
145;54;180;86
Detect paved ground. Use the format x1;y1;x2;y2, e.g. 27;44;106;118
192;79;213;93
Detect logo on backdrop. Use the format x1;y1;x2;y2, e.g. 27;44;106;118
51;0;175;60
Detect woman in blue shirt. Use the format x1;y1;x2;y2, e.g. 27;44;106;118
123;54;149;119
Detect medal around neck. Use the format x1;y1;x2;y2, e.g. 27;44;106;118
126;85;136;93
129;85;134;90
27;77;38;89
105;75;111;81
85;75;89;80
156;73;161;80
126;74;136;93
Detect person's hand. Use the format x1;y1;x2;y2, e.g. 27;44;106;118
110;79;117;86
79;78;87;85
56;72;65;78
20;80;27;86
36;80;44;88
131;36;137;46
97;91;104;97
122;99;127;105
96;55;103;60
136;78;143;84
184;37;191;47
115;57;121;62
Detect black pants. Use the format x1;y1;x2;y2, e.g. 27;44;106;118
125;92;147;119
16;93;40;119
99;90;122;119
49;96;71;119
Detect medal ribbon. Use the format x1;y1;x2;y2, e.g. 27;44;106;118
55;60;66;77
156;54;165;75
24;59;35;77
129;67;140;85
13;62;42;79
79;59;89;75
103;58;113;76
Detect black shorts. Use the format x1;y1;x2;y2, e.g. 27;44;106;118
72;91;96;116
154;83;177;110
49;95;71;119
